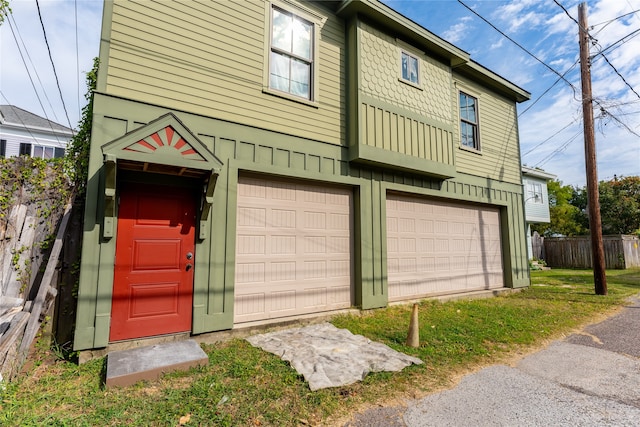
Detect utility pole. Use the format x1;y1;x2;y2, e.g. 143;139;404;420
578;2;607;295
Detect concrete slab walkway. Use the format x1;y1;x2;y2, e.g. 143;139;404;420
105;339;208;388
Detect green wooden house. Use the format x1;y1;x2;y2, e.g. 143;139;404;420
73;0;531;352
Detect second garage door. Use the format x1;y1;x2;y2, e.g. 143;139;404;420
386;193;504;302
235;176;353;324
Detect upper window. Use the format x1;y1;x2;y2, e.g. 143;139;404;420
269;6;313;100
459;91;480;150
400;51;419;85
527;182;544;204
0;139;6;158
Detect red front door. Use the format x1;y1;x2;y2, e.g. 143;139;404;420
110;183;195;342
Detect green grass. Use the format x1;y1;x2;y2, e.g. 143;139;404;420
2;269;639;426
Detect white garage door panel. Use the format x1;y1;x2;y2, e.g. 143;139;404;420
235;177;353;324
387;194;503;301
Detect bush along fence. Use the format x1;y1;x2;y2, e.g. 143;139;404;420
544;235;640;269
0;157;73;381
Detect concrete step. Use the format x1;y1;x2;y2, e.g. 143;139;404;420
105;339;208;388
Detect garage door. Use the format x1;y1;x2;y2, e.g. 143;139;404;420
235;176;353;324
386;193;503;301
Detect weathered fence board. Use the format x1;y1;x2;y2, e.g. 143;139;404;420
531;231;544;260
0;311;29;379
0;204;28;294
544;235;640;269
18;203;72;364
1;158;73;382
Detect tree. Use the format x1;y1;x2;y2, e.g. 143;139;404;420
557;176;640;236
531;179;587;237
0;0;10;26
599;176;640;235
65;57;98;197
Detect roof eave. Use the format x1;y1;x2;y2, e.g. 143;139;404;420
335;0;470;67
522;166;557;180
0;121;75;137
454;60;531;103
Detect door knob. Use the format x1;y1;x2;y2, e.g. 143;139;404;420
186;263;193;271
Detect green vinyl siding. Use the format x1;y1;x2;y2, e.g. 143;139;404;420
453;74;523;185
104;0;345;146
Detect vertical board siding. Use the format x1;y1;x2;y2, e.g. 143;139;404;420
106;0;345;145
453;74;522;185
359;102;455;166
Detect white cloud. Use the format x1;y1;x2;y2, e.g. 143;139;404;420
490;38;505;50
441;16;473;44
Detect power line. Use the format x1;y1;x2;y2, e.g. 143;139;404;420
534;130;582;168
598;51;640;100
522;118;580;158
35;0;75;134
457;0;578;96
0;91;50;146
595;101;640;137
552;2;640;130
553;0;582;29
591;27;640;60
5;16;61;144
8;13;61;125
592;9;640;34
519;59;580;117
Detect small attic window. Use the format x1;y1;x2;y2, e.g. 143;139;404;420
400;51;419;85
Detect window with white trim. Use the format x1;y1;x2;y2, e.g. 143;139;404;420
459;91;480;150
400;51;419;85
18;143;65;159
0;139;6;158
269;6;314;100
527;182;544;204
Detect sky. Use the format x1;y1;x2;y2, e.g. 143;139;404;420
1;0;639;187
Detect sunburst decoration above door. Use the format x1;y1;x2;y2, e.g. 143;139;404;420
124;126;205;161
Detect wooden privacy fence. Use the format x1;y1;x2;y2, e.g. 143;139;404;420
0;201;72;380
544;235;640;269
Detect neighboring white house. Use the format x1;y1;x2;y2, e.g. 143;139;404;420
522;166;557;260
0;105;73;159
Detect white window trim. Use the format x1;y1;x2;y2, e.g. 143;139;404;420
457;88;482;152
527;182;544;204
396;40;423;90
262;0;321;107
